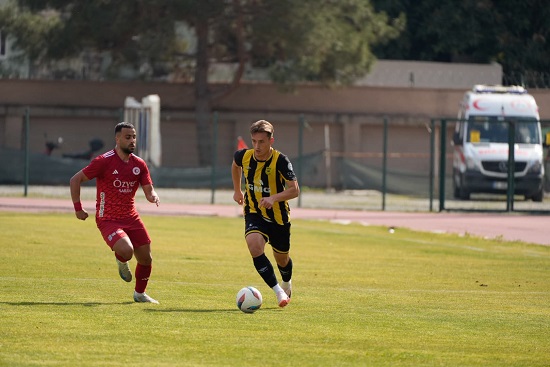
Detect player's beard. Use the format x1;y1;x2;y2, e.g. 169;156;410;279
121;145;135;154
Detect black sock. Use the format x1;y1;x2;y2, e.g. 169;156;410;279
253;254;278;288
277;258;293;282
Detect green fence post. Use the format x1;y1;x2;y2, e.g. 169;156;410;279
382;117;388;211
297;115;304;208
24;107;30;197
429;119;435;212
439;119;447;212
506;120;515;212
210;112;218;205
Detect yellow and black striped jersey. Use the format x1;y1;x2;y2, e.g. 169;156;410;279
234;148;297;225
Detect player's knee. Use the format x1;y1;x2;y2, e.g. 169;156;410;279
113;243;134;261
274;253;290;267
137;253;152;266
134;248;152;265
117;251;133;262
246;240;264;256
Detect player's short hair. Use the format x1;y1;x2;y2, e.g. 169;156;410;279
115;122;135;134
250;120;274;138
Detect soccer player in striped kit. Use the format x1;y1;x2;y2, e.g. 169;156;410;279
70;122;160;304
232;120;300;307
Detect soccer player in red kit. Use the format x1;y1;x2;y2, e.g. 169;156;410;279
70;122;160;304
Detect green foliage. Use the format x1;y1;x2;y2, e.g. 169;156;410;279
372;0;550;77
2;0;549;81
9;1;180;66
249;0;405;85
0;2;63;61
1;212;549;366
0;0;404;85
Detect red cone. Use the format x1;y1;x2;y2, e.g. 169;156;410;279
237;136;248;150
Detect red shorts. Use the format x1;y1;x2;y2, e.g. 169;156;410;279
96;214;151;249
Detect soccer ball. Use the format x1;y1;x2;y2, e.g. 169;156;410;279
236;286;262;313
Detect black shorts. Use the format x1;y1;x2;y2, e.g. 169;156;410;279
244;213;291;254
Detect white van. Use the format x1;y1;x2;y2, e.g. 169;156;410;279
452;85;545;202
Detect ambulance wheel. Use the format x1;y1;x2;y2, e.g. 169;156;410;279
455;175;470;200
531;188;544;202
452;173;461;199
453;183;460;198
458;187;470;200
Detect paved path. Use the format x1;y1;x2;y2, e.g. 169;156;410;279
1;196;548;246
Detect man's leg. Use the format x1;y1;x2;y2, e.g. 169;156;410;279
112;236;134;282
132;244;158;304
274;252;292;297
247;233;289;307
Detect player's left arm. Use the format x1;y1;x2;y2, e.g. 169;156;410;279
259;179;299;209
259;154;300;209
142;184;160;206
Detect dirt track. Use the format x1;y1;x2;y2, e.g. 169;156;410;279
1;190;549;246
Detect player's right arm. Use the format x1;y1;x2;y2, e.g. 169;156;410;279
70;170;90;221
231;160;244;205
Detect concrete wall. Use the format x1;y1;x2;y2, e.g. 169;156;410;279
355;60;502;89
1;79;548;117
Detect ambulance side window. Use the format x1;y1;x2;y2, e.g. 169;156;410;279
454;106;468;145
453;122;464;145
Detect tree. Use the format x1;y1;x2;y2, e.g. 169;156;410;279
0;0;405;165
187;0;405;164
371;0;550;86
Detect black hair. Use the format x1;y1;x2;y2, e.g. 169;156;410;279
115;122;135;134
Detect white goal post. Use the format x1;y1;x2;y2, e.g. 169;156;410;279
123;94;161;167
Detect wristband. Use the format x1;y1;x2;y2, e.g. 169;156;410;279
73;202;83;212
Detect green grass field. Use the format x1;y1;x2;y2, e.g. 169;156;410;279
1;212;549;366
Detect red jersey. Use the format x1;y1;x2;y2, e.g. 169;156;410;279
82;149;153;221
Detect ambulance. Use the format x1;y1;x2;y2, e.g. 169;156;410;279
452;85;545;202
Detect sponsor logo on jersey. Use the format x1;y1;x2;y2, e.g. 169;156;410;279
113;179;137;193
248;179;271;193
108;229;124;242
99;191;105;217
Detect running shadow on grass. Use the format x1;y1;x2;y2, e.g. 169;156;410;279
1;301;134;307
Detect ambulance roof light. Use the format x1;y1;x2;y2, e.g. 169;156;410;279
472;84;527;94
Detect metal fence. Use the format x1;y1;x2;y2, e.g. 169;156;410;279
434;118;550;213
3;108;550;212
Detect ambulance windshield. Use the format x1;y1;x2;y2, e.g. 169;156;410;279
466;116;540;144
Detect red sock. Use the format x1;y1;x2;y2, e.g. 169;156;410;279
115;253;128;262
135;264;152;293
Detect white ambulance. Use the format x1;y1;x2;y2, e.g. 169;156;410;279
452;85;545;202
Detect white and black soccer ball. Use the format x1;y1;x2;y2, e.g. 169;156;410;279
236;286;262;313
